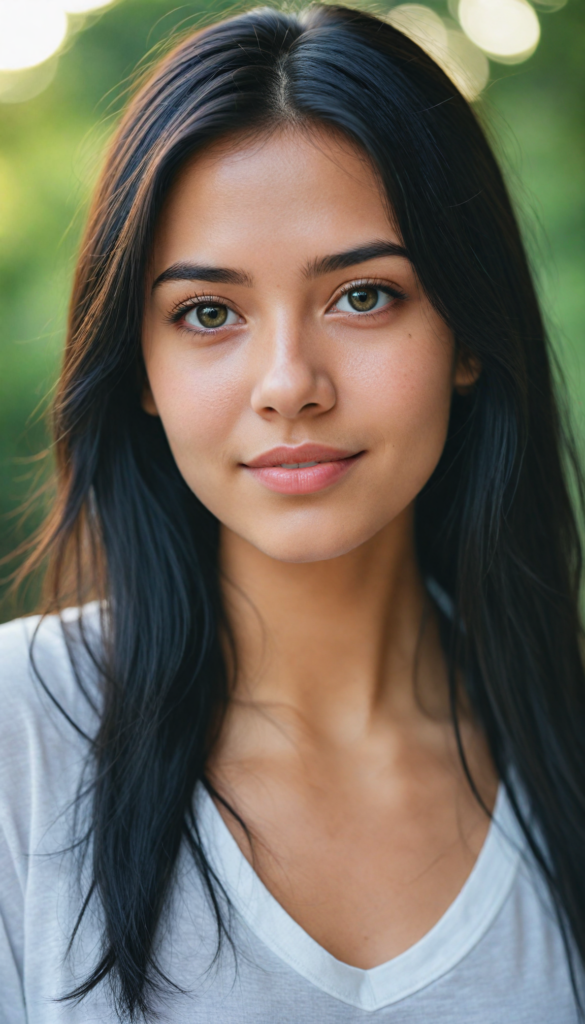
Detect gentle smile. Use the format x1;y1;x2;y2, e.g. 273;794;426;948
242;445;364;495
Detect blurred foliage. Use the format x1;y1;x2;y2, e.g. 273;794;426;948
0;0;583;621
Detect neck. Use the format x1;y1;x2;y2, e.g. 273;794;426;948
218;506;448;743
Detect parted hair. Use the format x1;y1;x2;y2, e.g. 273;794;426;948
23;4;585;1019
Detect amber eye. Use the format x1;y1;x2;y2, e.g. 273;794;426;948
347;287;379;312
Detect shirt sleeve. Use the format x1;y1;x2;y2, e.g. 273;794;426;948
0;619;32;1024
0;823;27;1024
0;609;102;1024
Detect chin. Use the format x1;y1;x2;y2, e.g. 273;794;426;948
246;522;379;564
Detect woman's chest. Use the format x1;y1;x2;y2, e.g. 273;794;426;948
213;766;495;969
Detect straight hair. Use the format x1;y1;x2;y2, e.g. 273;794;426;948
21;4;585;1019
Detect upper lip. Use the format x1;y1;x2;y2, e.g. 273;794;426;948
244;444;358;468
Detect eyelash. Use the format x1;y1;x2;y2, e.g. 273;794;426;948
328;278;407;316
166;279;408;332
165;295;227;326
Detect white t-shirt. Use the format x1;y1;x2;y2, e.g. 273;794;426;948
0;607;579;1022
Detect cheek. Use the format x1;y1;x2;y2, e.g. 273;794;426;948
345;330;454;484
144;346;244;476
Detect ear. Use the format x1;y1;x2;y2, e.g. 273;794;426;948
454;346;481;396
141;377;159;416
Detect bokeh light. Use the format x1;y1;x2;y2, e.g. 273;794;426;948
0;58;58;104
62;0;117;12
442;29;490;101
0;1;68;71
458;0;541;63
531;0;566;9
387;5;448;64
0;0;566;107
387;4;489;101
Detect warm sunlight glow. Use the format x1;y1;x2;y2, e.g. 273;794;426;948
0;1;68;71
458;0;541;62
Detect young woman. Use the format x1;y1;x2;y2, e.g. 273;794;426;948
1;4;584;1022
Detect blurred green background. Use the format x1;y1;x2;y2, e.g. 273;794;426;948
0;0;583;622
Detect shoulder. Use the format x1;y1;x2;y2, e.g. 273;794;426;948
0;606;104;1014
0;604;103;840
0;602;103;740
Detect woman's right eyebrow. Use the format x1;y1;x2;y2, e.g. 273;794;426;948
152;262;253;290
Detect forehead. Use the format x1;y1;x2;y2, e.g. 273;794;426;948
153;127;399;272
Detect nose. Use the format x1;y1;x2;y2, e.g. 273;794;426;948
250;317;336;421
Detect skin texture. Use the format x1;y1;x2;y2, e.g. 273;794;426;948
142;127;495;969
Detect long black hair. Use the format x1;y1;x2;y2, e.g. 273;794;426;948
22;3;585;1019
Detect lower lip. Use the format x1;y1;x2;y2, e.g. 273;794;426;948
244;454;363;495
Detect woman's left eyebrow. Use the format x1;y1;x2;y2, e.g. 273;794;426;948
305;240;410;278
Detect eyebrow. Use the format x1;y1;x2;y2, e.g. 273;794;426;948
152;262;253;290
152;240;410;292
305;240;410;277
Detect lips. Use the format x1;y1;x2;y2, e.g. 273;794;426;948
244;444;355;469
242;444;363;495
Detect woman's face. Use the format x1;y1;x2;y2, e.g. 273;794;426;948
143;128;473;563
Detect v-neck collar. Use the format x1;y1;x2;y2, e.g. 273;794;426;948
197;784;523;1012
